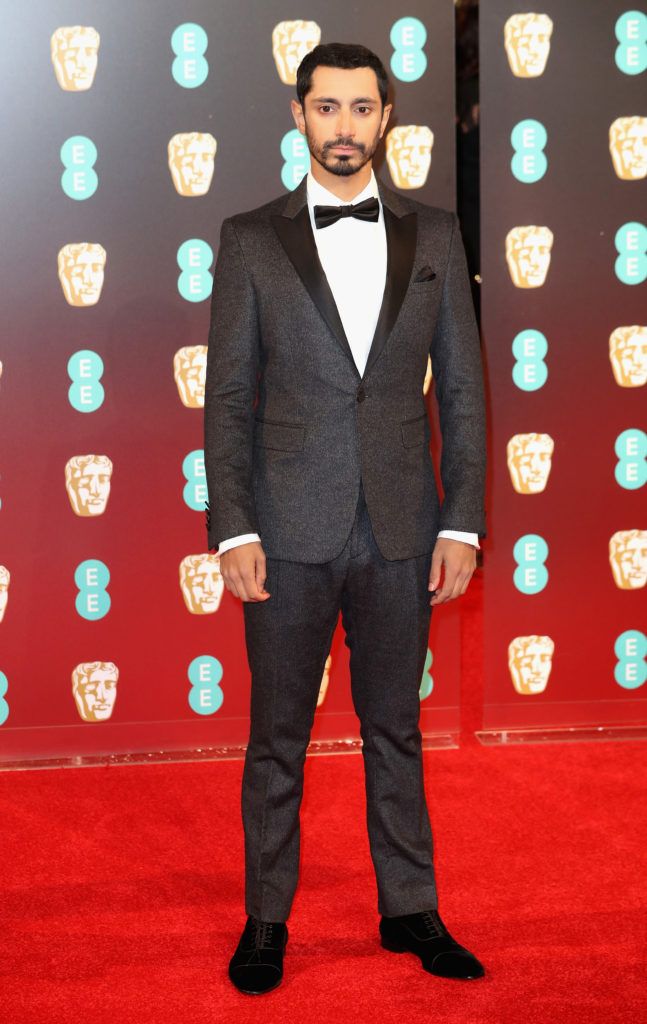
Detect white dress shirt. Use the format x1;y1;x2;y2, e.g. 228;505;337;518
216;168;479;554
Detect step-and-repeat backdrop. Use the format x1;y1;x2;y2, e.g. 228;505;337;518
0;1;464;763
480;1;646;732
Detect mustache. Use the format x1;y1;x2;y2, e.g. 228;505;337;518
325;140;365;152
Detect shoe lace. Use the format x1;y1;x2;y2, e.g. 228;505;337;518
421;910;444;938
251;918;275;949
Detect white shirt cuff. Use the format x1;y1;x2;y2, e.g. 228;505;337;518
216;533;261;555
437;529;479;549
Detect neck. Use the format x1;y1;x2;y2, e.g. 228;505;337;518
309;161;373;202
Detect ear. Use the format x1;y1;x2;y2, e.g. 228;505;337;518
290;99;305;132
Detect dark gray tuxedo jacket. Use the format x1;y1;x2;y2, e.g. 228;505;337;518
203;173;486;562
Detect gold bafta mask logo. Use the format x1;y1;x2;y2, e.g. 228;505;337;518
609;326;647;387
508;635;554;695
505;226;553;287
609;117;647;181
609;530;647;590
65;455;113;516
0;566;9;623
179;554;224;614
386;126;434;189
504;13;553;78
72;661;118;722
168;133;217;196
174;346;207;407
272;20;321;85
507;433;554;493
423;355;432;395
316;653;333;708
51;26;100;91
58;243;106;306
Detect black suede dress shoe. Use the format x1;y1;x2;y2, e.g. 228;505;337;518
228;914;289;994
380;909;485;979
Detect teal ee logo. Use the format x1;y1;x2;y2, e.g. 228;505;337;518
614;221;647;284
183;449;207;510
615;11;647;74
512;329;548;390
171;23;208;87
75;560;110;620
390;17;427;82
511;120;547;183
177;239;213;301
419;647;434;699
615;428;647;489
68;350;104;411
0;671;8;726
614;629;646;689
513;534;549;594
188;655;224;714
61;136;98;200
280;129;311;190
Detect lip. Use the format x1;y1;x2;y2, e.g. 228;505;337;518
332;146;357;152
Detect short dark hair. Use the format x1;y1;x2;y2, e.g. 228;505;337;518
296;42;389;110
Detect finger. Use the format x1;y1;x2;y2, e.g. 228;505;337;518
224;576;241;600
256;555;268;594
459;572;473;596
430;581;453;604
241;569;270;602
428;552;444;591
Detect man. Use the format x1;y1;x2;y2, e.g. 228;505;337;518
204;42;487;995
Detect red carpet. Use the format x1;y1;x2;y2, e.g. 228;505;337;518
1;572;644;1023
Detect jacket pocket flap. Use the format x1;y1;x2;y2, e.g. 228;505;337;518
253;417;305;451
400;413;428;448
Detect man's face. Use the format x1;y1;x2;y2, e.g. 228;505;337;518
292;65;391;178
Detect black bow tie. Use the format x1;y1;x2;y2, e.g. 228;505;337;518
313;195;380;229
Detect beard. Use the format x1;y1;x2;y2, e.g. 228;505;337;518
304;119;382;177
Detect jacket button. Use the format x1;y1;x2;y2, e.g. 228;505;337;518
356;386;366;402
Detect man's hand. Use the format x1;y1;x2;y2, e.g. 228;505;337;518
219;541;270;602
428;537;477;606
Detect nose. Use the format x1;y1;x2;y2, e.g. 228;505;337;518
336;108;354;139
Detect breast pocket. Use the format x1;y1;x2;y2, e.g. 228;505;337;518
253;417;305;451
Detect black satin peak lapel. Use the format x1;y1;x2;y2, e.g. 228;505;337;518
270;205;359;375
362;206;417;380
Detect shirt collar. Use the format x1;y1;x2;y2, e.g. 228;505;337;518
306;167;379;209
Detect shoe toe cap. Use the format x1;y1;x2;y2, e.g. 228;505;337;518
428;950;485;979
228;962;282;994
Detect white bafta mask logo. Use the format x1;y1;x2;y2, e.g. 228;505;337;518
174;346;207;407
507;433;554;493
179;554;225;614
508;635;554;694
65;455;113;516
609;117;647;181
385;126;434;189
168;133;217;196
609;530;647;590
58;243;106;306
51;26;100;91
0;565;9;623
609;326;647;388
504;13;553;78
72;661;119;722
272;20;321;85
316;653;333;708
505;226;553;287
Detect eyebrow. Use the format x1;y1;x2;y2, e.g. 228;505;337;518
310;96;378;104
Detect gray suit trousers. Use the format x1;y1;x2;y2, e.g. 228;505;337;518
241;479;439;922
